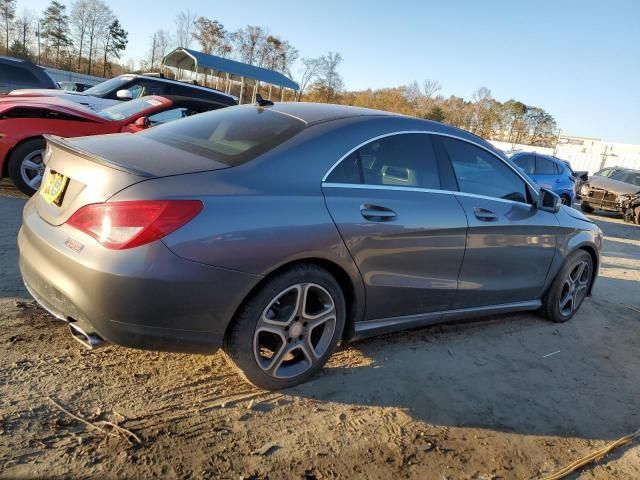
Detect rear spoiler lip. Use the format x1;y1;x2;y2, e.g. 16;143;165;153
43;134;152;178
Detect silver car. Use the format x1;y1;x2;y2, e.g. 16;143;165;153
19;103;603;389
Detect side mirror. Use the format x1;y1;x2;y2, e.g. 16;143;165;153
133;116;150;129
537;187;561;213
116;89;133;100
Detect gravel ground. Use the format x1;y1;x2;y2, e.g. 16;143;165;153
0;178;638;479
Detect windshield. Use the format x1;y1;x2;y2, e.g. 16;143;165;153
141;106;306;166
610;170;640;187
97;97;166;121
84;76;132;96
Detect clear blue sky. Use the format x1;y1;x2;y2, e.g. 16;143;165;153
26;0;640;143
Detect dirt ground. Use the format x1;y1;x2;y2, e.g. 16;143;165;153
0;178;639;480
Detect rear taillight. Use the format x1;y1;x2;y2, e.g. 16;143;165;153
66;200;203;250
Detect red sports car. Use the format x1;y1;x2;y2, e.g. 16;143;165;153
0;95;228;195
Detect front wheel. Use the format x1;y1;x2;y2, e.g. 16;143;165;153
224;264;346;389
542;250;594;323
7;138;47;196
580;201;594;213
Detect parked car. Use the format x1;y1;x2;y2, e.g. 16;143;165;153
9;73;237;111
580;167;640;215
511;152;577;205
59;81;95;92
18;103;602;390
0;95;229;195
0;56;58;94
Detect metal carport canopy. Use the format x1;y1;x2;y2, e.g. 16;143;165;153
161;47;300;90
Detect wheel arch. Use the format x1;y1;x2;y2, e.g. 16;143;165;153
577;244;599;296
2;135;45;178
224;257;364;344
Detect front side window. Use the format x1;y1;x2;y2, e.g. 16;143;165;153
440;137;528;203
326;133;440;189
536;156;557;175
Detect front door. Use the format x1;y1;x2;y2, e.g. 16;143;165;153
435;136;559;308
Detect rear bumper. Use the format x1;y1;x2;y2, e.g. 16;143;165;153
18;201;261;353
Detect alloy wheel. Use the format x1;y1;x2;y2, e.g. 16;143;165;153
558;260;590;316
20;149;46;190
253;283;337;379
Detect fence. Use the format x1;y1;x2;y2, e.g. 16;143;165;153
43;67;104;86
490;139;640;174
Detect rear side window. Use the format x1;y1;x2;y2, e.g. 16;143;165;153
440;137;528;203
5;65;40;85
326;133;440;189
142;106;305;165
536;156;557;175
513;154;535;175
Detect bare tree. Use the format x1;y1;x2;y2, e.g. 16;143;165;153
85;0;112;75
175;8;196;48
192;17;226;55
70;0;90;71
0;0;16;53
14;7;36;55
232;25;265;65
296;57;321;100
423;79;442;99
313;51;344;103
145;29;172;71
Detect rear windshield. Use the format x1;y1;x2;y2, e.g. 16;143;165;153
141;106;306;165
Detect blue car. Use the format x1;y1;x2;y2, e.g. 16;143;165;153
511;152;576;205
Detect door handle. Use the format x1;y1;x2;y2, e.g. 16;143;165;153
360;204;397;221
473;207;497;221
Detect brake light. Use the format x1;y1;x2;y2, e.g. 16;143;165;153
66;200;203;250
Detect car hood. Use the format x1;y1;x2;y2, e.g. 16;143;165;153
9;89;118;111
589;175;640;195
562;205;592;223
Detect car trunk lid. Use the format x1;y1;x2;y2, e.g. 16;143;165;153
36;134;230;226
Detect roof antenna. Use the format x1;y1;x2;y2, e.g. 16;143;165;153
255;93;274;107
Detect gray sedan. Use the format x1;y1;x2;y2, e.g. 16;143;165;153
18;103;603;389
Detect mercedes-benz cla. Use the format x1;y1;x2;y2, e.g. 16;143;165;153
19;103;603;389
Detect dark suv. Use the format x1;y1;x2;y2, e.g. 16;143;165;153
9;73;237;110
0;56;58;94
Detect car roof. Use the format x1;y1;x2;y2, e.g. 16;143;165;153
260;102;398;125
118;73;237;102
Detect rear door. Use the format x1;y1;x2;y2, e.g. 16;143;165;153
435;136;559;309
322;133;468;320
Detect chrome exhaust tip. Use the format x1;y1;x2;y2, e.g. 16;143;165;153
68;323;106;349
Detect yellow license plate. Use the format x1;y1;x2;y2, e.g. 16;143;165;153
40;171;70;206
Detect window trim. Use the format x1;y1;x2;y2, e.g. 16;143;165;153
321;130;539;196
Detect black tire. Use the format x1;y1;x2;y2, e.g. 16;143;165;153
542;250;594;323
224;264;346;390
7;138;46;196
580;201;594;213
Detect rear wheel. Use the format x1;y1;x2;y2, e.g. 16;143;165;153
580;201;594;213
542;250;594;323
224;264;346;389
7;138;46;196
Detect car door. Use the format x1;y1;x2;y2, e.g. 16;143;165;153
322;133;468;321
435;136;559;309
